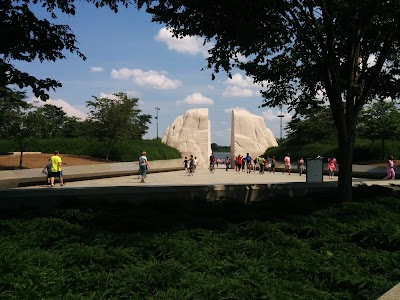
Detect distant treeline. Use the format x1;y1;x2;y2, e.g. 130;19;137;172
211;143;230;152
265;138;400;163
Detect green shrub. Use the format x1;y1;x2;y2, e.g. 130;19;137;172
0;187;399;299
0;138;181;161
265;142;337;161
0;139;18;153
265;138;400;163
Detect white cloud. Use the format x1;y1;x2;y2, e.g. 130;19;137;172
29;97;87;120
213;128;231;139
224;73;255;88
176;93;214;106
111;68;136;80
99;93;119;100
155;28;212;58
111;68;182;90
223;107;248;113
99;91;140;100
222;73;266;98
223;86;255;97
262;109;292;121
90;66;104;73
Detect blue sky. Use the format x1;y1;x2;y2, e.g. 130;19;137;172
16;2;292;146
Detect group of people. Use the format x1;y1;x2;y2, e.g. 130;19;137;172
42;150;397;186
233;153;277;174
210;153;230;172
136;151;397;183
42;151;64;187
124;151;399;184
183;155;198;175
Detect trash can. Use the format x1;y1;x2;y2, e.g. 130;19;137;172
306;157;324;183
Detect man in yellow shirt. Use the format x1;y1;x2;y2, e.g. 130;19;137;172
50;151;64;187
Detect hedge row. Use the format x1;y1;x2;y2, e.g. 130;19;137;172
0;138;181;162
265;139;400;163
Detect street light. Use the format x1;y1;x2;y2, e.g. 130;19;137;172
277;105;284;140
155;107;160;140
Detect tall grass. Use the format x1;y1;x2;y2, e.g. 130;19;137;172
0;186;399;299
0;138;181;161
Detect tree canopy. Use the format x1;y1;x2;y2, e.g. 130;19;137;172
1;0;129;99
86;92;152;160
135;0;400;201
358;100;400;158
285;107;336;144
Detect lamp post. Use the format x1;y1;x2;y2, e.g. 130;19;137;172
277;106;284;140
155;107;160;140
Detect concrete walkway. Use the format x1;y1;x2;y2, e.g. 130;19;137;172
17;165;396;189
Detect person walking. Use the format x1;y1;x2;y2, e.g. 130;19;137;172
209;152;216;172
266;156;272;173
188;154;195;175
258;155;264;174
271;156;276;173
283;153;291;175
225;156;231;171
328;156;337;179
50;151;64;187
236;155;242;173
383;156;396;180
298;156;305;176
241;155;246;172
193;156;198;173
183;157;188;173
245;153;252;174
138;151;150;183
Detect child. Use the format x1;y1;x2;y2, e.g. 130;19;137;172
183;157;188;173
42;158;51;185
383;156;395;180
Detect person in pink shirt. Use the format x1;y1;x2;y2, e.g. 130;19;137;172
383;156;396;180
328;156;337;179
283;153;291;175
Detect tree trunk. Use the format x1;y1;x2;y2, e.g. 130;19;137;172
19;149;23;169
106;148;110;161
337;134;356;202
381;138;385;160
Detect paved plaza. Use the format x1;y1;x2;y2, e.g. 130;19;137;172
18;165;396;189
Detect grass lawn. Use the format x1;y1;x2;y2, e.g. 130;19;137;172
0;185;399;299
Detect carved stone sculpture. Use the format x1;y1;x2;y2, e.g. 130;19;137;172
231;109;278;160
161;108;211;167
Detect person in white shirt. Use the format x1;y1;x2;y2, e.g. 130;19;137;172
193;156;198;172
138;151;150;183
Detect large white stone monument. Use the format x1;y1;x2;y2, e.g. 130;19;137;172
231;109;278;160
161;108;211;167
